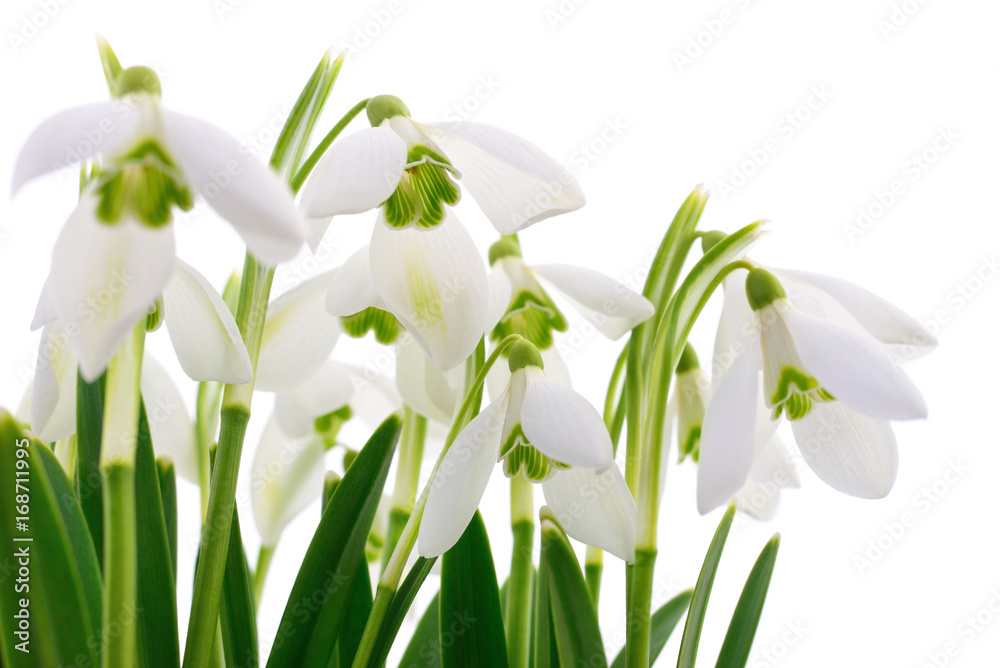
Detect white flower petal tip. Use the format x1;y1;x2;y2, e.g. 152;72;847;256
781;310;928;421
422;121;585;233
736;436;800;521
12;101;136;195
520;376;611;468
791;402;898;499
395;342;459;425
325;246;382;317
298;126;407;219
256;269;342;393
140;355;198;483
31;323;79;442
161;110;306;265
50;194;176;382
542;464;637;563
369;210;488;371
162;260;252;385
697;339;762;515
532;263;655;339
417;396;508;558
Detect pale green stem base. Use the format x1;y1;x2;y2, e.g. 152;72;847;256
253;544;275;607
507;474;534;668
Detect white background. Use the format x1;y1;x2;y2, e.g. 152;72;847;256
1;0;998;666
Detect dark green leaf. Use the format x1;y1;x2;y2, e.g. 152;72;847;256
715;535;780;668
157;457;177;573
135;402;180;668
265;414;401;668
610;589;693;668
336;560;373;667
540;517;607;668
219;508;257;668
399;591;440;668
440;511;508;668
368;556;436;668
677;504;736;668
0;412;98;667
76;371;105;569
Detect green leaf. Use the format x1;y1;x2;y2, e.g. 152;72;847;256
157;457;177;572
610;589;693;668
399;591;440;667
0;412;98;668
135;402;180;668
715;535;781;668
219;509;257;668
677;504;736;668
367;556;436;668
532;550;558;668
265;414;402;668
336;561;373;668
34;441;104;656
540;516;607;668
440;511;508;668
76;371;105;570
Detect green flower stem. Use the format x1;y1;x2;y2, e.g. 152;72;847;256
585;546;603;606
289;98;372;194
507;474;534;668
253;544;276;607
194;380;222;521
351;335;520;668
99;320;145;668
625;549;657;668
382;406;427;570
183;256;271;668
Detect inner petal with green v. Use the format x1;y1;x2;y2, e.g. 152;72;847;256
382;145;461;229
95;139;193;227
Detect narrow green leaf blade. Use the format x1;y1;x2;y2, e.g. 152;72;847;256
714;535;781;668
34;441;104;654
368;556;436;668
219;508;257;668
610;589;693;668
135;402;180;668
440;511;508;668
337;560;373;667
399;591;440;667
677;504;737;668
76;371;105;569
265;414;401;668
541;517;607;668
157;457;177;573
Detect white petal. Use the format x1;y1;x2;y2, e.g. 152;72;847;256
791;402;898;498
418;395;508;558
543;463;637;562
274;360;356;438
781;309;927;420
777;269;937;357
13;101;136;194
521;375;611;467
395;341;459;424
334;362;402;428
712;271;755;385
532;264;654;340
255;268;341;392
298;126;407;219
140;355;198;484
697;337;761;514
31;323;79;442
325;245;384;316
161;259;252;384
161;109;305;265
31;278;57;331
485;268;512;334
736;435;800;521
422;122;585;233
369;210;488;371
250;415;326;547
50;193;175;382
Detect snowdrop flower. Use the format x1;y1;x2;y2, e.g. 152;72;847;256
13;66;305;380
299;95;585;370
251;360;399;546
698;267;933;513
418;340;636;562
485;238;654;396
30;259;252;440
734;433;800;521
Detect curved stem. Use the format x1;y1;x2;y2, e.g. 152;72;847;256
289;98;371;194
382;406;427;571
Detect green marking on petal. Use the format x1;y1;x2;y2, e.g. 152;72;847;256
380;146;460;229
340;307;403;344
769;366;835;421
145;296;164;332
770;367;819;406
314;404;353;445
501;443;570;482
94;139;192;226
491;290;567;350
679;426;701;463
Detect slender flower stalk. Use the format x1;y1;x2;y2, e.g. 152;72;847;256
381;406;427;570
99;319;145;668
507;473;534;668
